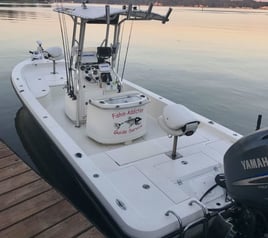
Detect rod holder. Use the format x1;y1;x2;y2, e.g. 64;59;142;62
105;5;110;47
163;8;172;23
127;4;132;19
256;114;262;130
146;3;153;19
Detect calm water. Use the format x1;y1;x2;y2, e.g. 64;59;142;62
1;3;268;161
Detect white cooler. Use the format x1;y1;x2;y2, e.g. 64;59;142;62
86;91;150;144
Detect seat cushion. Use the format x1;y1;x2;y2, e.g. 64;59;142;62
163;104;197;130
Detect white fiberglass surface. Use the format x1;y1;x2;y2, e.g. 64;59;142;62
37;82;234;166
18;61;238;236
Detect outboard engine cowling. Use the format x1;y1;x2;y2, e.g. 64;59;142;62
224;128;268;211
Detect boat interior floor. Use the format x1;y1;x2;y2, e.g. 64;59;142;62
38;86;233;184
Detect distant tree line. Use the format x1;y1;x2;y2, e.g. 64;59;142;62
2;0;268;9
77;0;268;8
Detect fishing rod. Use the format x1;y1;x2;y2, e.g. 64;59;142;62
121;20;134;81
56;0;73;96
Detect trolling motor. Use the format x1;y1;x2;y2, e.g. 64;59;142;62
29;40;44;60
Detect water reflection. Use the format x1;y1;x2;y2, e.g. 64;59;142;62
0;3;52;21
0;3;52;8
0;9;39;21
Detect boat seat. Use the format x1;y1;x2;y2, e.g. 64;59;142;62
46;47;63;60
45;47;64;74
158;104;200;159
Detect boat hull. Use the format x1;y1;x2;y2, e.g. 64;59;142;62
12;57;240;238
15;106;129;238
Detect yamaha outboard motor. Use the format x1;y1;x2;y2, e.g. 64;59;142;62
224;128;268;210
223;128;268;238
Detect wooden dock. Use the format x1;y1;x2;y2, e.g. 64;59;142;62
0;140;105;238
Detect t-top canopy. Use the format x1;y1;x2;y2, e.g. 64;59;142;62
55;3;172;24
54;5;126;21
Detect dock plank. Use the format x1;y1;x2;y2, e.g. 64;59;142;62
0;154;21;169
0;189;63;230
0;200;78;238
0;179;51;211
35;213;93;238
0;161;30;182
0;141;5;150
0;170;40;194
0;146;15;158
76;227;106;238
0;141;104;237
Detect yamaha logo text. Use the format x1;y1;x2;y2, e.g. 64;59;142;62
241;157;268;170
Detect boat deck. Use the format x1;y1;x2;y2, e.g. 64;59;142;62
38;83;235;210
38;85;167;156
0;141;104;238
12;60;243;237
